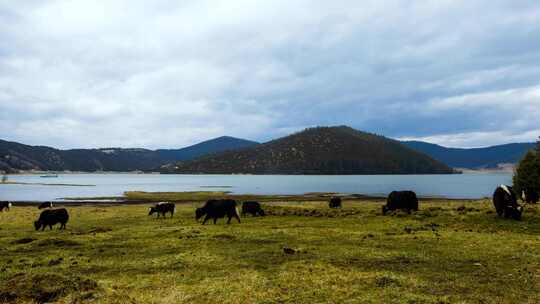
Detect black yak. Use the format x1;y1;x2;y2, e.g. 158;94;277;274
493;185;523;220
149;202;175;218
522;188;539;204
34;208;69;231
196;199;241;224
242;201;265;216
38;201;54;209
0;201;12;212
329;197;342;208
382;191;419;215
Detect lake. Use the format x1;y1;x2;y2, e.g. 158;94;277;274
0;173;512;201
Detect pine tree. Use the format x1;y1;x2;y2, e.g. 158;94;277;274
513;137;540;195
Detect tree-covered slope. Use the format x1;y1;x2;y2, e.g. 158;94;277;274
0;136;258;173
170;126;455;174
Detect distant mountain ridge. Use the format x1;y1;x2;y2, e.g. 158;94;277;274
156;136;259;161
401;141;535;169
0;136;258;173
168;126;455;174
1;131;534;173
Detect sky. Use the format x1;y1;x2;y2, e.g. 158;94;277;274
1;1;540;149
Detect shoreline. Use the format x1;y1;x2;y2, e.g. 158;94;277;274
4;191;484;205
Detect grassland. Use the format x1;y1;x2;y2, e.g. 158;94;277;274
0;195;539;303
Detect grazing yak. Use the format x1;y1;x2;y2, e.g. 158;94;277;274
382;191;419;215
196;199;241;224
493;185;523;220
242;201;265;217
0;201;12;212
522;188;539;204
329;197;342;208
149;202;175;218
34;208;69;231
38;201;54;209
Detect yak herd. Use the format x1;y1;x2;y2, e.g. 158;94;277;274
0;185;537;231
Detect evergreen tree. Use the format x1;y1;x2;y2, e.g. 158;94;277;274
513;137;540;195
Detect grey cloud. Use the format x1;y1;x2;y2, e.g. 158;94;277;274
0;1;539;149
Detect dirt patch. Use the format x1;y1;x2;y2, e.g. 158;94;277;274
402;222;442;234
456;205;481;213
380;255;420;265
0;273;99;303
213;234;236;240
36;238;81;247
375;275;401;288
48;257;64;266
245;238;279;245
10;237;37;244
72;227;113;235
88;227;113;234
90;208;108;212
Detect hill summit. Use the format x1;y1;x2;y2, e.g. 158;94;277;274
170;126;455;174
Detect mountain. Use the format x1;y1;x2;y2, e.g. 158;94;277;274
402;141;535;169
168;126;455;174
0;139;164;173
0;136;258;173
156;136;259;161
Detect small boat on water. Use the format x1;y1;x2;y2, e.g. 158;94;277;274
40;174;59;178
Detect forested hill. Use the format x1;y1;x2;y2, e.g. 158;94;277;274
0;136;258;173
402;141;535;169
168;126;455;174
0;139;163;172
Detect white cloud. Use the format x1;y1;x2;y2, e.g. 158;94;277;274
400;129;540;148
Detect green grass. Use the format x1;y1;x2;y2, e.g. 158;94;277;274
65;191;344;203
0;198;539;303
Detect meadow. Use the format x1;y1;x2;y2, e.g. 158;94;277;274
0;195;539;303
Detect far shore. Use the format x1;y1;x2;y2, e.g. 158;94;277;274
0;181;96;187
2;168;512;175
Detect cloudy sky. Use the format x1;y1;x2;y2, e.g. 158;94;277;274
1;1;539;149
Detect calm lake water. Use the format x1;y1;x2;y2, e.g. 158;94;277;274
0;173;512;201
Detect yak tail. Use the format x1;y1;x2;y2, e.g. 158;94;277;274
8;202;12;208
235;207;241;218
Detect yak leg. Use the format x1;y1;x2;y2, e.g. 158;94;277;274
214;217;218;224
202;215;210;225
